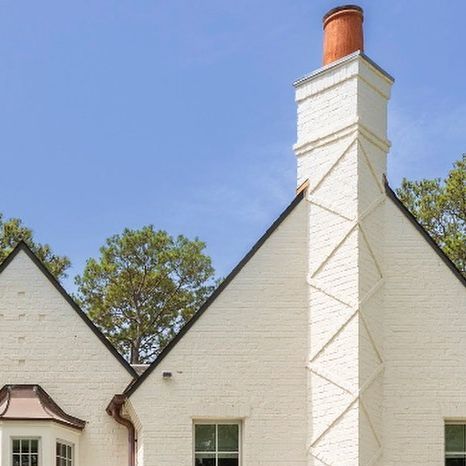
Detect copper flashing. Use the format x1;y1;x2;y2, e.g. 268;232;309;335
0;385;86;430
296;179;309;196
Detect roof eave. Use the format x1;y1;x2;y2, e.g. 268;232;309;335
0;243;138;379
124;190;306;397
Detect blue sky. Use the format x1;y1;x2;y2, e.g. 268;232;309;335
0;0;465;290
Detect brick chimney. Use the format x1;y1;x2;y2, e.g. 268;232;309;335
294;6;394;465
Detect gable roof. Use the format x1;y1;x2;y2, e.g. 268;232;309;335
384;181;466;288
124;190;306;396
0;241;138;379
3;181;461;400
124;182;465;397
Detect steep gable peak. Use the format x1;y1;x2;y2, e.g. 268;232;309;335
0;241;137;378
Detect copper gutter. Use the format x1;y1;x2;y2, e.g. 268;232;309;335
107;394;136;466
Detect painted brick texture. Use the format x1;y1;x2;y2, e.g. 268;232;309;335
383;200;466;465
129;201;309;466
295;53;393;466
0;51;464;466
0;250;133;466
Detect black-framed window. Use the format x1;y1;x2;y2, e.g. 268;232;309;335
194;422;240;466
446;424;466;465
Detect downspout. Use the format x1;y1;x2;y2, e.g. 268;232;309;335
107;394;136;466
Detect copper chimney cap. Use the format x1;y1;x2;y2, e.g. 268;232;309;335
323;5;364;65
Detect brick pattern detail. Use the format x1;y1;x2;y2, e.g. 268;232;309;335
294;54;393;466
305;134;386;465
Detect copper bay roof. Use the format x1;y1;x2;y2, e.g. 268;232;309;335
0;385;86;430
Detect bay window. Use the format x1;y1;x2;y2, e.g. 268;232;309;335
0;386;83;466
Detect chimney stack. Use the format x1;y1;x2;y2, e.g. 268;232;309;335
322;5;364;65
295;5;394;465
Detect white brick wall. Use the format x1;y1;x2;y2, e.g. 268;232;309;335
0;250;133;466
1;51;464;466
129;200;309;465
294;53;393;466
383;199;466;465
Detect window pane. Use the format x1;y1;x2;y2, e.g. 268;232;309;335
12;455;20;466
446;425;465;452
21;439;30;453
31;440;38;453
13;440;20;453
195;453;215;466
31;457;38;466
21;456;29;466
195;425;216;452
218;424;239;452
446;458;466;466
218;453;239;466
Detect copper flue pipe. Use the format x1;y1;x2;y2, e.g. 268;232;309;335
323;5;364;65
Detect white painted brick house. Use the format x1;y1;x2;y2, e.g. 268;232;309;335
0;5;465;466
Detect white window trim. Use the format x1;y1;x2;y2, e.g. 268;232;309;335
0;421;81;466
193;420;242;466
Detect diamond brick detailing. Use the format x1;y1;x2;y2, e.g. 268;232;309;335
294;54;393;465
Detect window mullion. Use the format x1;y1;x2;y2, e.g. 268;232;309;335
216;424;219;466
461;424;466;459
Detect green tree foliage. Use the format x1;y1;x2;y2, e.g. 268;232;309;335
396;154;466;277
75;226;216;364
0;214;70;280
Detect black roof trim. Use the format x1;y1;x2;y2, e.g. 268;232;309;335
385;181;465;287
124;190;306;397
0;242;138;378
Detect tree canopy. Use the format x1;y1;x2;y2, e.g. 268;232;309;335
396;154;465;277
0;214;70;280
75;226;216;364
